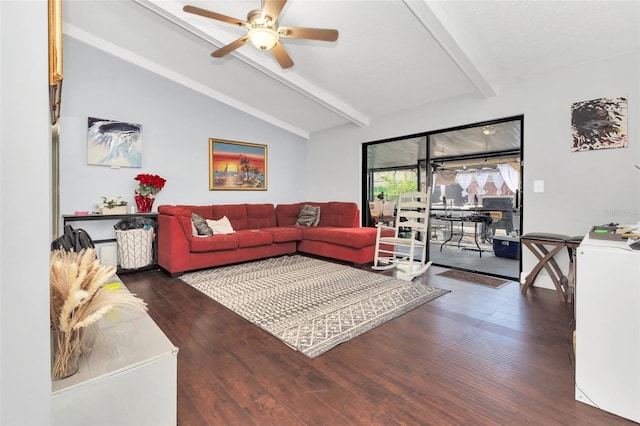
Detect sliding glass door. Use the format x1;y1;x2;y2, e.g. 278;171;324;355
363;116;523;279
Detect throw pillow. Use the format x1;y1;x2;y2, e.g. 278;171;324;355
191;212;213;236
295;204;321;227
206;216;236;235
311;206;321;226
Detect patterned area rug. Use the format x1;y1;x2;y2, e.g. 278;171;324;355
436;269;509;289
181;255;449;358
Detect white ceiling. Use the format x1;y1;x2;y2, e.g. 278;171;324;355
63;0;640;139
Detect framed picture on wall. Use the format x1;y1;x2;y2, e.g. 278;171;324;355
87;117;143;168
571;96;628;152
209;139;267;190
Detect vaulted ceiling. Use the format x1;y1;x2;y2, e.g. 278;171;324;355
63;0;640;139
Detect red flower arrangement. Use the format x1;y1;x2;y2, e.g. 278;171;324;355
134;173;166;197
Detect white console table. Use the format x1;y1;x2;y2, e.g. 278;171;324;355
51;285;178;425
575;233;639;423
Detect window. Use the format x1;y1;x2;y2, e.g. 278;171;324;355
372;168;418;202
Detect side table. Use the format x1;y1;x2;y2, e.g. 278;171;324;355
62;213;159;273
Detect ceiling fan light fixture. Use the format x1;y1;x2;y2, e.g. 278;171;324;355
183;1;338;69
482;125;497;136
248;27;279;50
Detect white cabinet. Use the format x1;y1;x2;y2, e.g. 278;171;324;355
51;302;178;425
575;234;640;422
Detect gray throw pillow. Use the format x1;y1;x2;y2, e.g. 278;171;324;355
192;212;213;236
295;204;321;227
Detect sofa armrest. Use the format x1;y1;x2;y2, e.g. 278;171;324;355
157;214;191;274
158;205;192;217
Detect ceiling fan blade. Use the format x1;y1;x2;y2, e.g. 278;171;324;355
261;0;287;21
183;5;248;28
211;36;250;58
271;42;294;69
277;26;338;42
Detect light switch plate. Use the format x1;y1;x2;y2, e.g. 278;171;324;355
533;180;544;193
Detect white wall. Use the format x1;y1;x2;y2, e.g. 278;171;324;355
59;37;308;225
308;52;640;289
0;1;52;424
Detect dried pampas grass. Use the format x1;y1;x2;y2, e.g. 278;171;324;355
50;248;147;379
50;249;147;332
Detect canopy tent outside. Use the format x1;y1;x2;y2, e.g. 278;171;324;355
434;162;519;202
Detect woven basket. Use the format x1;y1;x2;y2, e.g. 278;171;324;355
116;228;154;269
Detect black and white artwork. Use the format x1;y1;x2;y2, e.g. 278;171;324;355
571;96;628;152
87;117;142;167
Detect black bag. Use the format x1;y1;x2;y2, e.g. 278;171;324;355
51;225;95;252
114;216;156;231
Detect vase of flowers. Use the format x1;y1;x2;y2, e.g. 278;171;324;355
50;249;147;379
134;173;166;213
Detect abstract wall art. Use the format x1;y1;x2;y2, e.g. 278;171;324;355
571;96;628;152
87;117;142;167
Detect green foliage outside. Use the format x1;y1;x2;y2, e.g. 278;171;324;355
372;169;418;201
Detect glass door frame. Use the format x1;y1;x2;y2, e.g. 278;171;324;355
362;115;523;277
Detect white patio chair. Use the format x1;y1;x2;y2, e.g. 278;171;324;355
373;190;433;280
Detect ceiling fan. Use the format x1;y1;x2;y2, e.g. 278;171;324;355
183;0;339;69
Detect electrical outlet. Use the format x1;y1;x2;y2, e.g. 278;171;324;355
99;244;118;267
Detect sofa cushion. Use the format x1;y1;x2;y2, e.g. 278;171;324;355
158;205;211;237
301;227;379;249
275;203;303;226
212;204;248;230
261;226;303;243
296;204;321;226
275;201;359;228
189;234;239;252
234;229;274;248
246;204;277;228
184;205;215;219
318;202;359;227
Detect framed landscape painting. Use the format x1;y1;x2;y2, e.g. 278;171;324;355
209;139;267;190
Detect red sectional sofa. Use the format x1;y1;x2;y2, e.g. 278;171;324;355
157;201;389;277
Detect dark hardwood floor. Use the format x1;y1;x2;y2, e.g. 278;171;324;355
121;261;634;426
